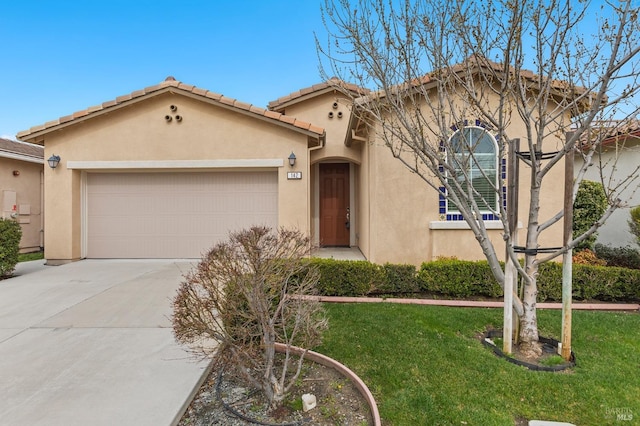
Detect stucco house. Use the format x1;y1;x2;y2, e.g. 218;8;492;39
576;120;640;247
17;74;566;265
0;137;44;252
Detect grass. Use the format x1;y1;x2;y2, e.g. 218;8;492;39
18;251;44;262
316;303;640;425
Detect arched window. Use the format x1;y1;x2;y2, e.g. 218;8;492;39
447;126;498;214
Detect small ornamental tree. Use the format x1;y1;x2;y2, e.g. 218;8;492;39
629;205;640;247
172;226;327;407
0;218;22;278
573;180;607;251
319;0;640;357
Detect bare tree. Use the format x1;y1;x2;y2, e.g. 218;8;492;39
172;226;327;406
319;0;640;356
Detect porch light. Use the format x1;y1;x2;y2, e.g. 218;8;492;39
47;154;61;169
288;152;296;167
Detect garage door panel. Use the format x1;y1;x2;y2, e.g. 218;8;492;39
87;172;278;258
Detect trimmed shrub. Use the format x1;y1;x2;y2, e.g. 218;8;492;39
618;267;640;301
533;261;640;302
308;257;640;302
595;244;640;269
372;263;420;294
536;262;564;302
575;264;640;301
417;259;502;299
311;258;382;296
0;218;22;278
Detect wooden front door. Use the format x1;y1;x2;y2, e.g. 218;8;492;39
320;163;350;246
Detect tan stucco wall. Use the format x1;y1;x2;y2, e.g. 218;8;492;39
0;158;43;252
41;92;312;262
279;92;359;164
363;98;567;266
281;92;365;246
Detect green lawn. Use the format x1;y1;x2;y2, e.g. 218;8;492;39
18;251;44;262
316;303;639;425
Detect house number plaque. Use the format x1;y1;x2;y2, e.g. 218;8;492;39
287;172;302;180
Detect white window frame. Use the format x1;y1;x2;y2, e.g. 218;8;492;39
446;126;499;215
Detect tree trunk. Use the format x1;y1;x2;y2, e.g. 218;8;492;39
263;325;277;404
519;256;542;357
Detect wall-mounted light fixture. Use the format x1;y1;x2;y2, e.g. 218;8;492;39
288;152;296;167
47;154;61;169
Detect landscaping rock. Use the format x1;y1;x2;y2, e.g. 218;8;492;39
302;393;317;412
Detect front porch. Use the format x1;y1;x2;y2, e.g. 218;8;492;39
312;246;366;261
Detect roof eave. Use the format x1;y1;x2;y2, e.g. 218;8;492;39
269;87;353;112
17;87;175;142
17;85;326;144
0;150;44;164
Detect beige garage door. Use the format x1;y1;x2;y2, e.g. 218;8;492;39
87;172;278;258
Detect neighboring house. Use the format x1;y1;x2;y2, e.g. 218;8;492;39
17;75;566;265
576;120;640;248
0;137;44;252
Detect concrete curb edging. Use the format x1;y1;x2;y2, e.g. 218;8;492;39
275;342;382;426
171;360;216;426
299;295;640;311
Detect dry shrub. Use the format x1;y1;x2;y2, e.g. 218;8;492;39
573;249;606;266
172;226;327;406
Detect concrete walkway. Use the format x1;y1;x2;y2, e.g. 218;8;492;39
313;246;367;261
0;259;210;426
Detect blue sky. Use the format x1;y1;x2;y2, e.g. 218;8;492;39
2;1;636;140
0;1;328;139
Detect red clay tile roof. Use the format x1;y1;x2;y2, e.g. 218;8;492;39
579;119;640;147
17;77;325;143
268;77;370;111
0;137;44;162
356;55;594;113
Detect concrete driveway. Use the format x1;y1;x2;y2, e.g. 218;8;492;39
0;259;210;426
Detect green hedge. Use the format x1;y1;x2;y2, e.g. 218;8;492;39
308;259;422;296
310;259;382;296
538;261;640;302
308;257;640;302
0;219;22;278
417;259;503;298
375;263;420;294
